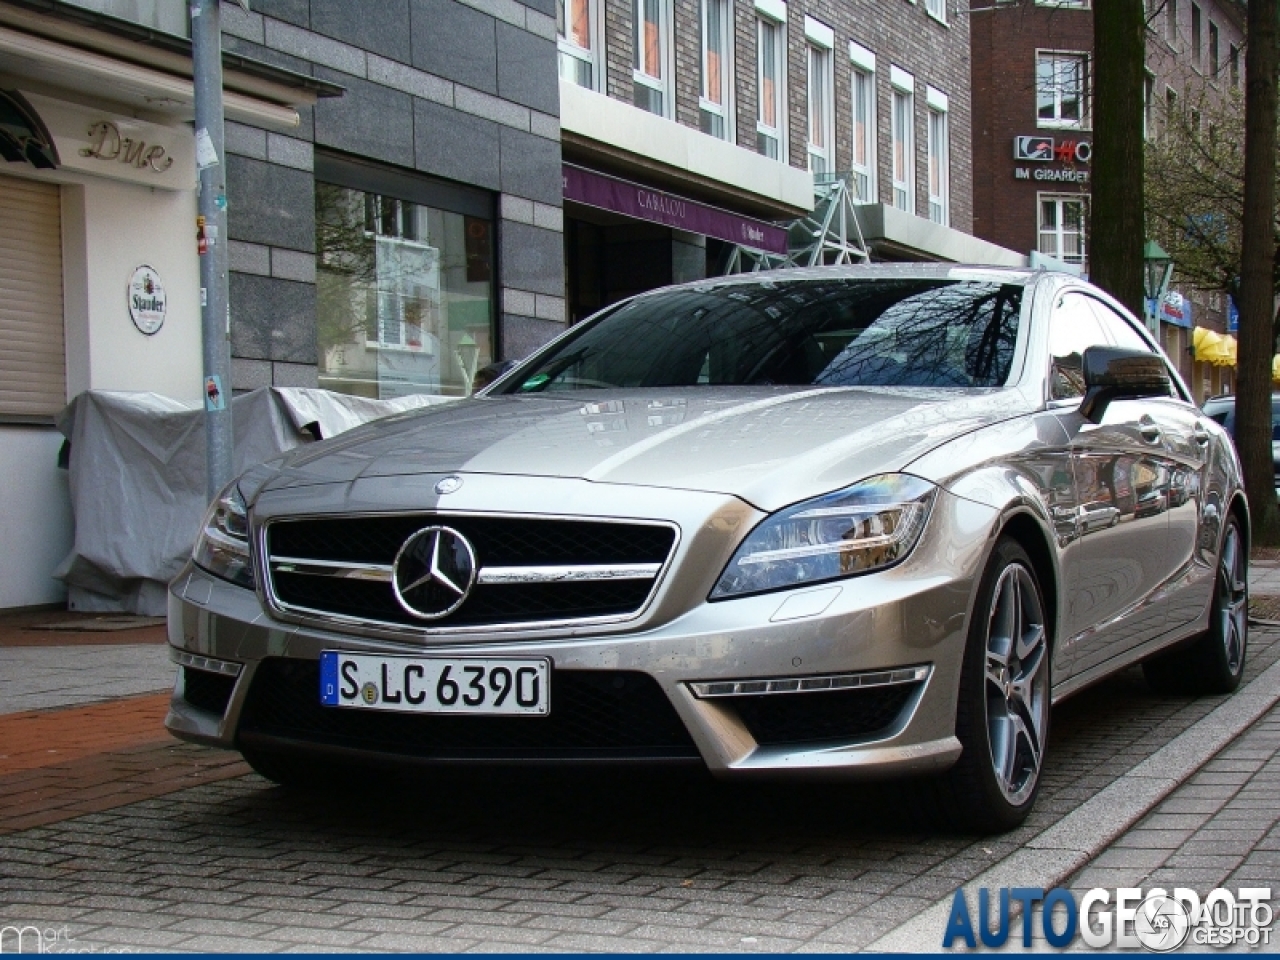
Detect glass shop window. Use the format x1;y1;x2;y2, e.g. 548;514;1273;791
315;184;494;399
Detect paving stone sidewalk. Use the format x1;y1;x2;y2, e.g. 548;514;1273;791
0;562;1276;954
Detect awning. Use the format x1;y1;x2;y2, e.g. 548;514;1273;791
1192;326;1237;366
563;164;789;254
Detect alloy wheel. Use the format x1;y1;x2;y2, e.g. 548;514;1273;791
983;563;1049;806
1218;522;1247;676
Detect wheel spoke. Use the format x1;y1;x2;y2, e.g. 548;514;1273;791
983;561;1049;806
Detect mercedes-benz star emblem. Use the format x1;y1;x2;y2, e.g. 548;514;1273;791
391;526;477;620
435;476;463;495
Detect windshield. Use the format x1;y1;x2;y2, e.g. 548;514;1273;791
501;278;1024;393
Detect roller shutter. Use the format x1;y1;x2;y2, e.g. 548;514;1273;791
0;174;64;419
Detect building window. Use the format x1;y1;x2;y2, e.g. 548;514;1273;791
1165;0;1177;43
1152;72;1162;138
557;0;601;89
927;93;949;226
850;62;877;202
1037;51;1088;128
1190;4;1201;68
1038;194;1088;265
1209;21;1219;78
700;0;732;139
1230;44;1240;87
890;70;915;213
634;0;671;116
807;43;834;175
315;170;495;399
925;0;946;22
756;14;785;159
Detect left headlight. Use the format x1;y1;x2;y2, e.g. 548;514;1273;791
192;480;254;589
710;473;936;600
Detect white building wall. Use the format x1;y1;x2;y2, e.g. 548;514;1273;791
0;427;73;608
1;159;201;609
61;175;203;404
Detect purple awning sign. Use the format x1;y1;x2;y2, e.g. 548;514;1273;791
562;164;789;255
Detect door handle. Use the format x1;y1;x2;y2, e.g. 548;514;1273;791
1192;422;1211;446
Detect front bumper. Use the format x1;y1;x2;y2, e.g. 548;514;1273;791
166;485;999;780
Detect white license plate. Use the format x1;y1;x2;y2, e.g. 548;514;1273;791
319;651;549;716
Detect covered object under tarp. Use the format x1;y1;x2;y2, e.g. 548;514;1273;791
55;388;453;615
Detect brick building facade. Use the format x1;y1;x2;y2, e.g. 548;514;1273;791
558;0;1015;323
970;0;1246;399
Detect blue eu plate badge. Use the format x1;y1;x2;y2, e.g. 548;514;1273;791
319;651;339;705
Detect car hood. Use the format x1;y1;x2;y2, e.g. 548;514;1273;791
262;386;1032;512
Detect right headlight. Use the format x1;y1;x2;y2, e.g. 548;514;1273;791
710;474;936;600
192;480;254;589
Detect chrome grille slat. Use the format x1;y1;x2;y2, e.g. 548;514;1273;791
261;512;679;635
267;558;663;585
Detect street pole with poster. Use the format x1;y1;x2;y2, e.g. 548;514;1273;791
191;0;239;500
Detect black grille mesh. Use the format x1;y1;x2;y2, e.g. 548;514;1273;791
731;684;919;746
267;515;675;629
238;658;699;760
182;667;237;716
269;516;674;566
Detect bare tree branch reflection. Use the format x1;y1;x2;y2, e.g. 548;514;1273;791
507;280;1023;392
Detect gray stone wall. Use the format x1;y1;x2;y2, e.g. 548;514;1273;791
220;0;566;392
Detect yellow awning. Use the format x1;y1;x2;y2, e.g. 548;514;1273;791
1192;327;1237;366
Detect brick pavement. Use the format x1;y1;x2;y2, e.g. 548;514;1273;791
1062;702;1280;952
0;643;174;714
0;626;1276;953
1;562;1278;954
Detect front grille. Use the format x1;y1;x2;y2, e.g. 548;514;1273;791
238;658;700;760
731;683;920;746
265;514;676;631
182;666;237;716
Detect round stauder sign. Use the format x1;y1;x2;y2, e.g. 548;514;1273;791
128;265;166;335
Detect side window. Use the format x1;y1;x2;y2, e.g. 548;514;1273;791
1088;299;1152;353
1047;293;1109;400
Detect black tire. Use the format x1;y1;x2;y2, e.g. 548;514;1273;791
239;746;326;789
1143;513;1248;696
931;538;1052;834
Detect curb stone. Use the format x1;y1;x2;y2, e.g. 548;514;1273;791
867;656;1280;953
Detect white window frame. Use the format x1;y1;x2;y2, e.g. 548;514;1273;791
1035;49;1090;130
805;19;835;176
890;66;915;214
926;86;949;226
557;0;604;91
849;41;877;202
699;0;734;140
1038;193;1088;266
633;0;674;117
755;2;787;161
925;0;947;23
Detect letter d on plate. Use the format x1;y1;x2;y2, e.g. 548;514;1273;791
320;651;339;705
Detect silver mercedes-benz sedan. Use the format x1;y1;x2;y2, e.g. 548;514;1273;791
166;264;1249;832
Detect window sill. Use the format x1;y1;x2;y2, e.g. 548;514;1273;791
1036;120;1092;132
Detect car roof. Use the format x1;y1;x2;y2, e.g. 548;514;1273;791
649;262;1044;293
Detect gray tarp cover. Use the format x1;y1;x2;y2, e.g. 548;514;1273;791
55;388;453;615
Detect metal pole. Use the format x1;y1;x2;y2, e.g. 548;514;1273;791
192;0;234;500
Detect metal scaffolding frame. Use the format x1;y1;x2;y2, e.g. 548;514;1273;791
724;173;871;274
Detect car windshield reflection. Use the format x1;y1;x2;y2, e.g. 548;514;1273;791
502;278;1025;393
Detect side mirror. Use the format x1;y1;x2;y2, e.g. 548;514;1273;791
1079;346;1171;422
